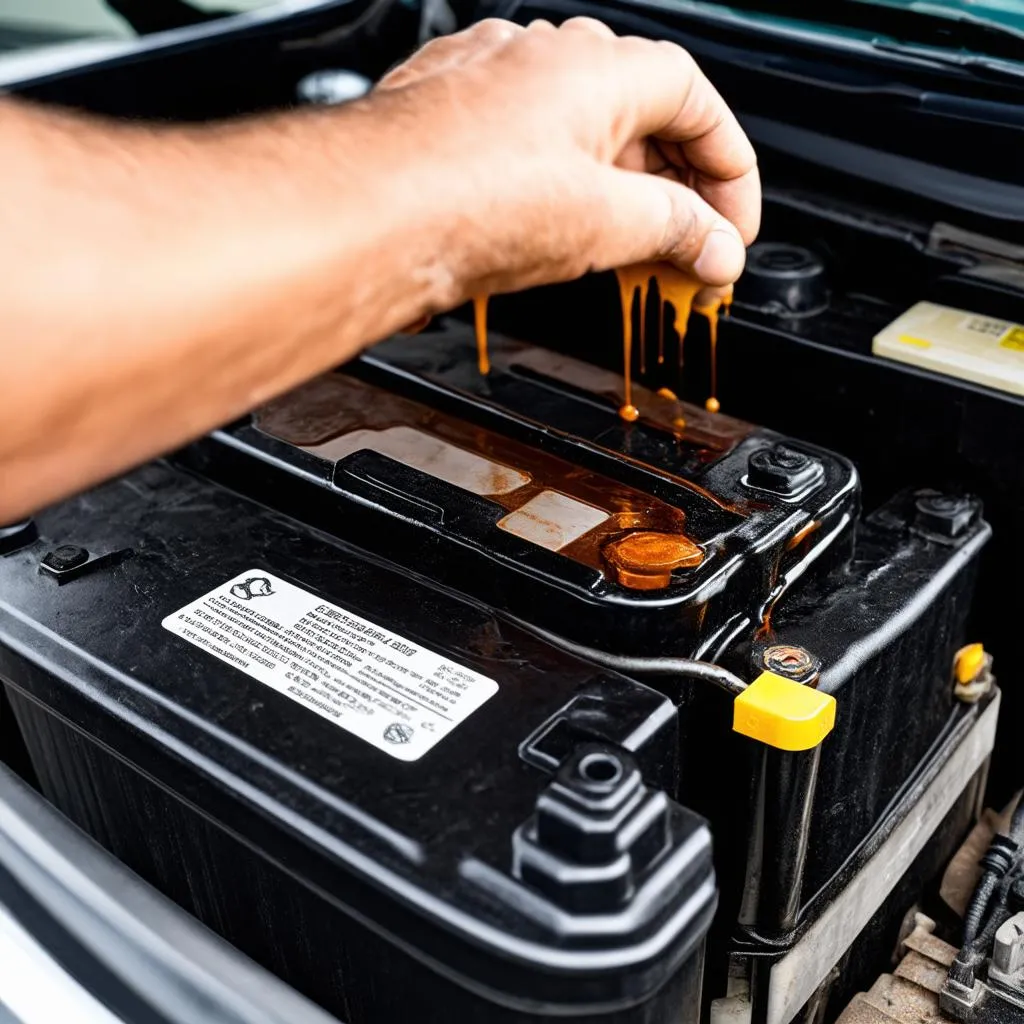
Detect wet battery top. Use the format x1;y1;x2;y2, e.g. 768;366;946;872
182;320;858;661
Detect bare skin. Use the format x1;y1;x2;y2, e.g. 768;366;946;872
0;17;759;524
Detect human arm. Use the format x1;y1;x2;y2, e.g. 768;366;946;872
0;17;758;523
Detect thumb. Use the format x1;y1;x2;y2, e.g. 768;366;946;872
589;166;747;286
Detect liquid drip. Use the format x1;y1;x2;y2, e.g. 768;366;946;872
616;266;652;422
657;386;686;429
694;296;725;414
615;264;703;420
638;278;650;375
473;295;491;376
615;264;734;418
657;297;666;365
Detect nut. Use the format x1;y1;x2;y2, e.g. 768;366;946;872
745;444;824;497
914;493;975;538
40;545;89;574
763;644;821;684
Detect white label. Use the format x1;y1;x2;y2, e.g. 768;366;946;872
497;490;609;551
306;425;531;496
162;569;498;761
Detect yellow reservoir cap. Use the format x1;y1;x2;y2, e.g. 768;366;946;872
954;643;986;684
733;671;837;751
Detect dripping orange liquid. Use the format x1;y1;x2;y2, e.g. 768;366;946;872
615;264;704;421
473;294;491;375
615;264;733;418
637;278;650;375
616;266;655;422
694;296;725;414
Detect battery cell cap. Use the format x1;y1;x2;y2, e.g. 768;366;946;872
733;671;836;751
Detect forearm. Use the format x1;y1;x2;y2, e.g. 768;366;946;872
0;95;453;523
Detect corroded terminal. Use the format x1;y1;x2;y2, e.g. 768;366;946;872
603;530;704;590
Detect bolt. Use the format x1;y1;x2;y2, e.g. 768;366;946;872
914;493;975;538
771;449;810;471
41;545;89;573
763;644;821;685
745;444;823;497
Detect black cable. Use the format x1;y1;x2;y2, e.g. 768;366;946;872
968;868;1019;957
952;864;1020;991
964;869;1000;946
506;619;748;696
963;833;1019;946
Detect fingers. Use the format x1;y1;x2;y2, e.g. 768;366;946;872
377;19;522;91
560;16;616;38
694;283;733;311
577;32;761;245
588;165;747;286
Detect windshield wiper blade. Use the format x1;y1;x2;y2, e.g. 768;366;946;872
721;0;1024;63
871;39;1024;84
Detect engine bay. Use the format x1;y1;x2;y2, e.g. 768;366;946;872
0;3;1022;1023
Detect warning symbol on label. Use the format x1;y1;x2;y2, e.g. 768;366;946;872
383;722;415;745
230;577;274;601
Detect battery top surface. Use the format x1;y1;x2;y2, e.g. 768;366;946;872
186;322;859;661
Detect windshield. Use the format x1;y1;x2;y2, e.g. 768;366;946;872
0;1;281;54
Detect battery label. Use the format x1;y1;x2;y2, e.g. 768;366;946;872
162;569;497;761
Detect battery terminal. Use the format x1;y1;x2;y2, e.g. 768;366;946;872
603;531;704;590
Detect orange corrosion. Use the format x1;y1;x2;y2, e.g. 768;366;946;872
473;294;490;375
603;530;704;590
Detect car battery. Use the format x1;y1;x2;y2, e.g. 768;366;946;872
0;464;718;1024
176;318;998;1021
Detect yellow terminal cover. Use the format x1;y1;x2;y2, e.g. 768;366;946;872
733;671;837;751
954;643;986;684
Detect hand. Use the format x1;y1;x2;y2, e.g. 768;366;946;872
371;17;759;303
